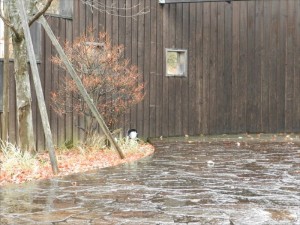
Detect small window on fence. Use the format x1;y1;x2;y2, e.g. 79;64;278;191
43;0;73;18
166;49;187;77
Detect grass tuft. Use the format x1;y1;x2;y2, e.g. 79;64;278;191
0;140;39;175
117;137;145;155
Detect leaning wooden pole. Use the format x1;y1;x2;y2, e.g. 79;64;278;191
38;16;125;159
2;1;9;141
17;0;59;174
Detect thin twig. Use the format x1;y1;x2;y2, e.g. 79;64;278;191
81;0;149;19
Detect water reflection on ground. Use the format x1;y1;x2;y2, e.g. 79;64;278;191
1;135;299;224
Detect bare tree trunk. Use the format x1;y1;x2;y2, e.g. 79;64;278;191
12;35;35;153
6;0;35;153
1;2;9;141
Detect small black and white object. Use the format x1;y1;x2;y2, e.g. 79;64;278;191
128;129;138;140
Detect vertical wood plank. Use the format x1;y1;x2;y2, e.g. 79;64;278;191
137;0;145;135
130;0;138;131
65;19;73;145
92;0;99;36
0;59;1;134
293;0;300;131
118;0;126;48
29;62;37;149
223;2;232;133
156;2;163;137
216;2;225;134
118;0;126;131
85;0;93;30
149;0;157;137
254;0;264;133
80;1;86;139
181;3;189;135
238;1;247;133
188;3;197;135
209;2;218;134
27;46;38;148
112;0;119;46
262;0;271;132
285;0;295;131
124;0;132;133
109;0;119;130
246;0;258;133
9;62;17;144
269;0;279;132
174;3;183;137
143;0;151;137
276;0;287;132
106;0;113;41
99;0;106;33
195;3;203;135
74;2;88;142
57;18;66;146
167;4;176;136
202;2;210;134
231;1;240;133
72;0;81;142
162;5;169;137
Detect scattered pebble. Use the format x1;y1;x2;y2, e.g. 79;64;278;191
207;160;215;167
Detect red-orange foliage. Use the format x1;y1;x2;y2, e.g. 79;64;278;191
51;32;144;136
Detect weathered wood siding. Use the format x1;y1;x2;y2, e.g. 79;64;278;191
1;0;300;150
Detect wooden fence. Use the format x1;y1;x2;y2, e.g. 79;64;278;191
1;0;300;150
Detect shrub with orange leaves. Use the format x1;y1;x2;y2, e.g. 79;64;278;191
51;32;144;138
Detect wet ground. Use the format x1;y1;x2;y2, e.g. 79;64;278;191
1;134;300;224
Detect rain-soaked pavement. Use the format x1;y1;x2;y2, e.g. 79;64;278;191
1;135;300;225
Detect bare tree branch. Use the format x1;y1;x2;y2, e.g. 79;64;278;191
81;0;149;19
0;0;22;40
29;0;53;26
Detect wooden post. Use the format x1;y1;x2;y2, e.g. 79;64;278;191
16;0;59;174
38;16;125;159
2;0;9;141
